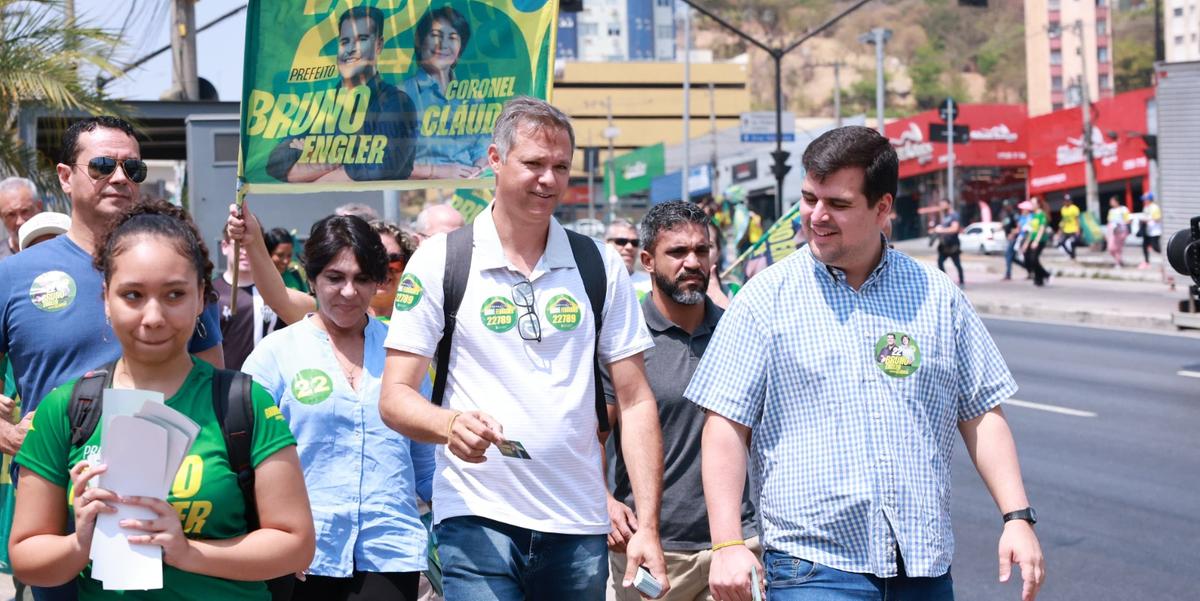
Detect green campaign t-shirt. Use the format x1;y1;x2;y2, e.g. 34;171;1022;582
15;359;296;601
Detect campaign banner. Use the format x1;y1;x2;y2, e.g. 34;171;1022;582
239;0;559;194
723;202;804;286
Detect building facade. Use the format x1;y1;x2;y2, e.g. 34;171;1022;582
556;0;676;62
1165;0;1200;62
1025;0;1115;117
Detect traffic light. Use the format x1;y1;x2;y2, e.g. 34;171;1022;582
1142;134;1157;160
771;150;791;179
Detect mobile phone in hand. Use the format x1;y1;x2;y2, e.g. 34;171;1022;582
633;565;662;598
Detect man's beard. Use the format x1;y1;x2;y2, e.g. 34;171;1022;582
653;268;708;305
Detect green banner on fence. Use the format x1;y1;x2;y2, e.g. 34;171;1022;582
239;0;559;194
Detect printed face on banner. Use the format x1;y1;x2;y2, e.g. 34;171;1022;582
338;15;384;84
240;1;556;191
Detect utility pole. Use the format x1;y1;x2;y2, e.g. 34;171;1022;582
587;130;596;222
859;28;892;134
709;82;718;172
1075;19;1099;217
604;96;618;223
682;4;692;203
171;0;199;100
812;61;844;127
680;0;875;220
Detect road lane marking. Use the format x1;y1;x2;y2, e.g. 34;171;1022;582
1003;398;1097;418
1176;370;1200;380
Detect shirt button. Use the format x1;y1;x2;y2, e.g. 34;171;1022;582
872;412;882;420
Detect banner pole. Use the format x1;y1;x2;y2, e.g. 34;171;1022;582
229;180;247;315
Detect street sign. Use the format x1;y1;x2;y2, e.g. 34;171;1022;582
740;111;795;143
938;97;959;122
929;123;969;144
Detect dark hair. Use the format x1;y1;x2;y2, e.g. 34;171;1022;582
640;201;711;252
94;199;217;304
371;220;417;263
414;6;471;62
264;227;295;255
303;214;388;285
60;116;139;165
801;126;898;208
338;6;384;38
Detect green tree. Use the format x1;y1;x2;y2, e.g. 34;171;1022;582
1112;5;1155;92
0;0;124;196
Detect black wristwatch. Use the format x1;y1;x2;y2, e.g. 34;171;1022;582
1002;507;1037;525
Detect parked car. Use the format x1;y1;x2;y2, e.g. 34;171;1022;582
958;221;1007;255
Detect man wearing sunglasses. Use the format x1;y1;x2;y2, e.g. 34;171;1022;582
380;97;670;600
0;123;225;601
606;220;651;301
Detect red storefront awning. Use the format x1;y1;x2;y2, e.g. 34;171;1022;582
882;89;1153;198
1026;88;1152;196
885;104;1029;180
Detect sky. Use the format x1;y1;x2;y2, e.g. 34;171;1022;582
77;0;247;102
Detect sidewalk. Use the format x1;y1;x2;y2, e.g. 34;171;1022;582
892;238;1195;333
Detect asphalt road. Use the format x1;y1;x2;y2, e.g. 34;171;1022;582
949;318;1200;601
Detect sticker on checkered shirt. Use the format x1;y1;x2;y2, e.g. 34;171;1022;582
874;331;921;378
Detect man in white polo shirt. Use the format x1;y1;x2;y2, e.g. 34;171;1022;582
380;97;669;601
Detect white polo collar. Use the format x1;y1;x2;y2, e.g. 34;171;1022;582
472;203;577;275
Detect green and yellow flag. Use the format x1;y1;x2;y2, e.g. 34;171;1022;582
239;0;560;195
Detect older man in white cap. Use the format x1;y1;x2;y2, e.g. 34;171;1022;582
17;212;70;252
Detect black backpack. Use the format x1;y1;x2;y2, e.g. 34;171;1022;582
68;362;292;599
431;222;612;431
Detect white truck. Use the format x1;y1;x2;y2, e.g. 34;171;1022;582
1155;60;1200;328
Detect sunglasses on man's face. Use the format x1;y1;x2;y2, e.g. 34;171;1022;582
607;237;639;248
73;156;148;184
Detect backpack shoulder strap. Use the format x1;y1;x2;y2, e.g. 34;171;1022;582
213;368;258;530
432;223;475;407
68;361;117;447
564;230;610;432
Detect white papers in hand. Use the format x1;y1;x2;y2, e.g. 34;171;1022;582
91;416;167;590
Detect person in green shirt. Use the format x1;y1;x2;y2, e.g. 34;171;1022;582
264;227;309;294
10;200;315;600
1020;196;1052;286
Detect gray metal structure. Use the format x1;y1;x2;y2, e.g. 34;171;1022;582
186;115;385;269
1155;60;1200;328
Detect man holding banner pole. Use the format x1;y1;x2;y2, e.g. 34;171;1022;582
380;97;669;600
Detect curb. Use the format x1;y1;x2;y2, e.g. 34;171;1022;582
969;301;1176;332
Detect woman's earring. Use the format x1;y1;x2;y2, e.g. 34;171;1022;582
195;316;208;340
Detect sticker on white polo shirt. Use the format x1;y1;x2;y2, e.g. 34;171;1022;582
393;273;424;311
291;368;334;404
874;332;921;378
29;270;76;312
480;296;518;333
545;294;582;331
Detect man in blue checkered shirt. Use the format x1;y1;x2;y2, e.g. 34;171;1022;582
687;126;1044;601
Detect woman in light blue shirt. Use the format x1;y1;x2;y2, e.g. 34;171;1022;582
403;6;490;180
242;214;433;601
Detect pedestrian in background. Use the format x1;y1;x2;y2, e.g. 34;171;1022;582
1138;192;1162;270
689;125;1044;601
1002;200;1028;281
931;200;964;288
1056;194;1080;261
1105;196;1131;269
1022;197;1051;286
263;228;309;293
10;200;314;599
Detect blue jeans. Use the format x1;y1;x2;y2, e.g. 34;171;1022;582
435;515;607;601
764;550;953;601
